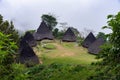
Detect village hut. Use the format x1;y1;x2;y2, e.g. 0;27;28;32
88;37;105;54
62;28;76;42
82;32;96;48
19;38;39;66
34;21;54;41
23;32;37;47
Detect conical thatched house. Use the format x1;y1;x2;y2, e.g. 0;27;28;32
88;37;105;54
23;32;37;47
82;32;96;48
19;38;39;66
34;21;54;41
62;28;76;42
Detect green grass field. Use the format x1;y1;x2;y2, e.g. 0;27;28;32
34;40;97;65
29;40;98;80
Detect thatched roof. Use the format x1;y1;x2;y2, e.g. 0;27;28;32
23;32;37;47
19;38;39;66
88;37;105;54
82;32;96;48
62;28;76;42
34;21;54;41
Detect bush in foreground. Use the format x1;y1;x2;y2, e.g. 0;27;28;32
0;32;28;80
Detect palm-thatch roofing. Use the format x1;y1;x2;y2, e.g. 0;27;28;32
62;28;76;42
82;32;96;48
34;21;54;41
88;37;105;54
19;38;39;66
23;32;37;47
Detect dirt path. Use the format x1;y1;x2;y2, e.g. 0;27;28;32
52;43;75;57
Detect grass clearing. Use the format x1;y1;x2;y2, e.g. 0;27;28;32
34;40;97;65
29;40;98;80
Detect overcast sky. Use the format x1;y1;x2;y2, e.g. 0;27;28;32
0;0;120;35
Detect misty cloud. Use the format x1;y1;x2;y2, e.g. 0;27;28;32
0;0;120;34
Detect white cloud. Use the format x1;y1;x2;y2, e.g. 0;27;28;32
0;0;120;34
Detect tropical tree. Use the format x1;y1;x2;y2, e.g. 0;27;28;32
96;32;107;41
0;14;19;44
52;28;64;39
53;28;59;38
0;14;3;24
89;12;120;80
0;32;28;80
41;14;57;30
59;22;68;31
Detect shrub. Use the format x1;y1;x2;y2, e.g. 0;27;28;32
0;32;28;80
88;12;120;80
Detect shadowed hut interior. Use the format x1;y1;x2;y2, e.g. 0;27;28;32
19;38;39;66
62;27;76;42
23;32;37;47
82;32;96;48
34;21;54;41
88;37;105;54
